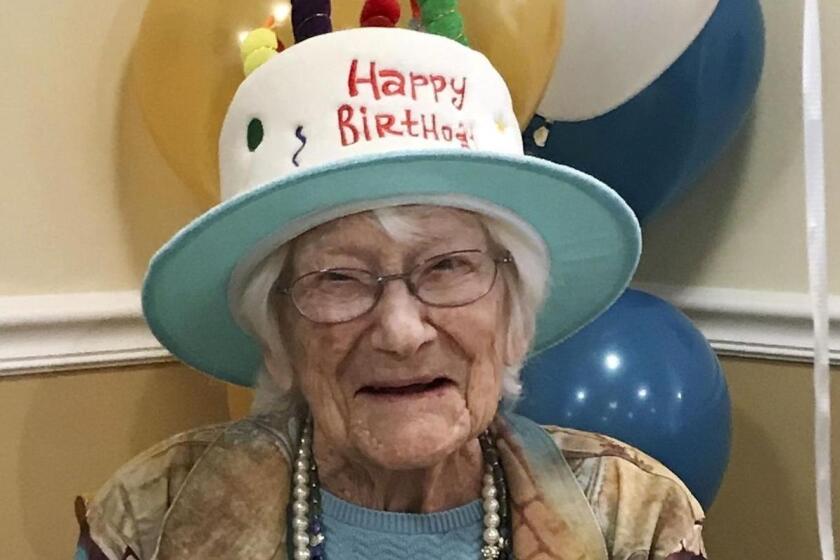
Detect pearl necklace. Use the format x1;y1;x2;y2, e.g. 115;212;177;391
291;417;513;559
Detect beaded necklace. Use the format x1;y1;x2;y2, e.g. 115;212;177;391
290;417;513;559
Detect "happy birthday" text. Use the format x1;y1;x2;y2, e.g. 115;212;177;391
348;59;467;110
337;59;474;148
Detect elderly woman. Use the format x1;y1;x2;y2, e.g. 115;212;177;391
76;8;706;560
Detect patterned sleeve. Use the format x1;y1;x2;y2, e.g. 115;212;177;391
646;471;707;559
549;426;707;559
72;425;224;560
588;454;707;559
74;495;140;560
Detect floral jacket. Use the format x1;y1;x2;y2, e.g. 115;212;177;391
75;412;707;560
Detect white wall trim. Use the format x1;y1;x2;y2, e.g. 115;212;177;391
633;283;840;365
1;286;837;377
0;291;172;377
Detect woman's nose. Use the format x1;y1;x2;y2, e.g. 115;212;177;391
369;281;436;358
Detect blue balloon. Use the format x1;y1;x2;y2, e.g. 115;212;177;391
524;0;765;221
516;289;731;508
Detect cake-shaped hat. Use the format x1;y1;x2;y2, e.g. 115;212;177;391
142;0;641;385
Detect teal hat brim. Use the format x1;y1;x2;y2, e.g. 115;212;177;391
142;150;641;386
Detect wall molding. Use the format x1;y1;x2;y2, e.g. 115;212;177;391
0;292;172;377
1;285;837;377
633;283;840;365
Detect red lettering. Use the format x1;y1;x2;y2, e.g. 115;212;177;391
401;109;420;137
375;113;402;138
348;59;381;100
410;72;429;101
441;125;454;142
450;76;467;110
421;113;440;140
455;123;471;148
337;104;359;146
380;69;407;97
359;106;373;141
430;75;447;102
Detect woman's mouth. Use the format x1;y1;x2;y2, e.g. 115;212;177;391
357;377;455;399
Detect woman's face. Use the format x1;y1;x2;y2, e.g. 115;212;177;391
278;206;522;471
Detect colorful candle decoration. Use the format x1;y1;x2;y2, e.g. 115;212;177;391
240;28;279;76
134;0;561;204
416;0;467;45
291;0;332;43
408;0;423;31
261;14;286;53
360;0;401;28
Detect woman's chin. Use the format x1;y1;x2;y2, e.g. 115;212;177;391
349;396;473;470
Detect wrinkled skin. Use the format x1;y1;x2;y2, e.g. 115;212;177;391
277;206;526;513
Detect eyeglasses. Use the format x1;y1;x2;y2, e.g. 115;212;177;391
277;249;513;324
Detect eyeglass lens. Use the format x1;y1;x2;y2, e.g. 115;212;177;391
289;250;501;323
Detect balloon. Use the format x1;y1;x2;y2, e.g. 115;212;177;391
516;289;731;509
460;1;564;130
132;0;564;203
523;0;765;221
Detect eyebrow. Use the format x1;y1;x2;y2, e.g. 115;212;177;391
293;243;381;274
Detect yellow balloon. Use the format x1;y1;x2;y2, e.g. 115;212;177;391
461;0;565;130
132;0;563;203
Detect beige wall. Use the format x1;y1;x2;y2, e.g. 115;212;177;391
0;0;206;295
704;358;840;559
2;0;839;559
1;364;229;558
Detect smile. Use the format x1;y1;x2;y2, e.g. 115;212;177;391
357;377;455;398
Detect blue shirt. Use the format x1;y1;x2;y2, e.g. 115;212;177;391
319;489;484;559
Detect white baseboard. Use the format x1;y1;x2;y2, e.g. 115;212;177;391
0;286;837;377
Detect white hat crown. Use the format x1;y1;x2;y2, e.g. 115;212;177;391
219;28;523;201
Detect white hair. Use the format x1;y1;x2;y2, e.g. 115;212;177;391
235;206;549;415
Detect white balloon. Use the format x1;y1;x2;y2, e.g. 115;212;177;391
538;0;719;121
